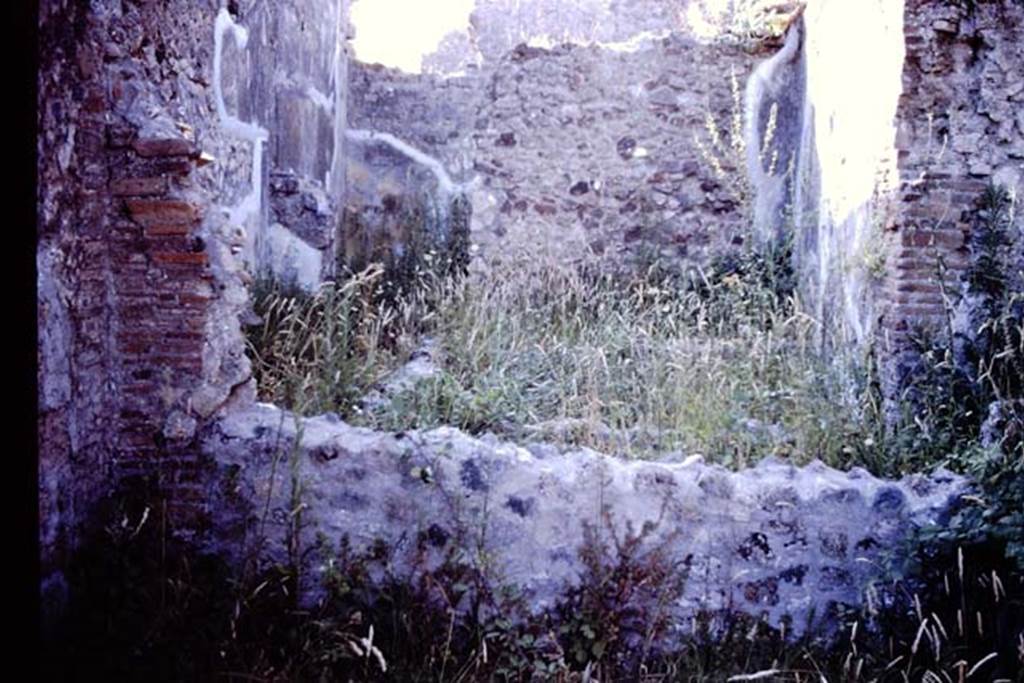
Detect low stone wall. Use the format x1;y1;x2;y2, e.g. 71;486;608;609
204;404;968;639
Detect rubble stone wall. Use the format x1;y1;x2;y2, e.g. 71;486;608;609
205;404;968;636
348;31;757;271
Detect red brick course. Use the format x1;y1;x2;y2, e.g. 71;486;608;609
102;120;218;533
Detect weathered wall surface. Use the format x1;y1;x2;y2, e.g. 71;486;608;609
38;0;246;618
780;0;906;350
472;37;755;267
882;0;1024;358
344;65;480;266
38;0;119;616
731;0;1022;354
205;404;967;636
466;0;682;65
37;0;350;616
349;35;756;271
425;0;803;73
217;0;351;287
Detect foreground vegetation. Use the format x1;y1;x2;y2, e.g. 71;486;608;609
42;481;1024;681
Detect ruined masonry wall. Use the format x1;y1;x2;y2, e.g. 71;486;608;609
39;0;120;608
39;0;244;615
37;0;349;612
349;36;756;270
38;0;1020;636
883;1;1023;350
220;0;351;287
206;405;968;637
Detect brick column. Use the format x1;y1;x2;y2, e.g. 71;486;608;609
106;125;215;529
879;0;1023;392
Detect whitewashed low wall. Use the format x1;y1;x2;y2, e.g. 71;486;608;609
203;404;967;641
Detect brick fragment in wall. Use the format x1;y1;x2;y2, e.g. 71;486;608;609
131;137;198;158
900;229;965;249
143;223;195;237
150;250;208;266
125;199;202;226
111;177;169;197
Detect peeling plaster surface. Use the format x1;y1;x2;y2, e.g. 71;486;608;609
214;8;270;270
266;223;325;291
213;1;351;284
346;128;477;198
745;0;905;348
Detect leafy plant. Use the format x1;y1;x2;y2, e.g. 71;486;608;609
894;183;1023;594
556;513;687;677
895;184;1023;460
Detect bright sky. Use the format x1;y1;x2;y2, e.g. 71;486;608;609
349;0;476;73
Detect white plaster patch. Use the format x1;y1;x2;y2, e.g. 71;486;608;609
305;85;334;114
213;8;270;268
266;223;324;292
346;128;478;197
591;29;671;54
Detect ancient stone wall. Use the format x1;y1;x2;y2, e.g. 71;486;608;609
466;0;684;65
472;37;755;268
218;0;351;287
39;0;120;613
38;0;1020;640
37;0;350;614
205;404;968;636
344;63;481;266
349;35;756;271
38;0;247;617
882;0;1024;363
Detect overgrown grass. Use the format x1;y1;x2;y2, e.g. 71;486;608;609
246;264;419;415
246;183;1021;484
362;248;866;467
248;243;909;474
